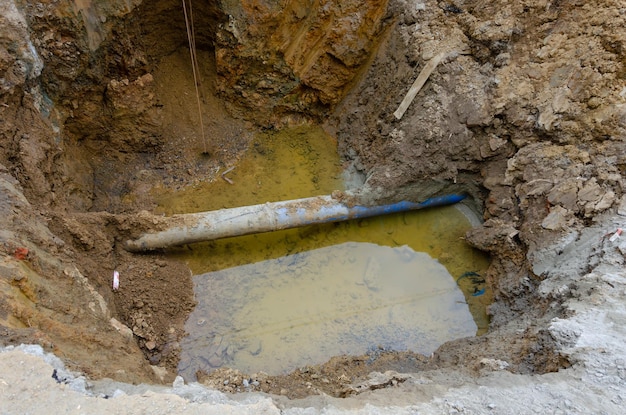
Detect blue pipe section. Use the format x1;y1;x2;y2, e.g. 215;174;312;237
348;194;467;219
276;193;467;227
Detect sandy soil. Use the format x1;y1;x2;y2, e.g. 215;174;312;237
1;0;626;413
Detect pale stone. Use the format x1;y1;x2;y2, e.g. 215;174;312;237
547;179;579;211
542;205;570;231
489;136;507;151
578;178;602;203
172;375;185;388
538;108;558;131
109;318;134;341
593;190;616;212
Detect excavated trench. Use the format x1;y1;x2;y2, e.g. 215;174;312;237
3;0;626;403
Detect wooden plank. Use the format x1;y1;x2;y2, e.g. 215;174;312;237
393;51;447;120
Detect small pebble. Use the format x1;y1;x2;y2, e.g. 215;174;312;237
172;376;184;388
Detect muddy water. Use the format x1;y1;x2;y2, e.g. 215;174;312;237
156;126;491;378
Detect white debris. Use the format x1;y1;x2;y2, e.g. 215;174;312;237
112;270;120;291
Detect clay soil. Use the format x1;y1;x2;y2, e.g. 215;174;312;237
2;0;626;407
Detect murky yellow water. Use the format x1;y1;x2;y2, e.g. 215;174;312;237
178;242;479;377
157;125;344;212
156;126;491;378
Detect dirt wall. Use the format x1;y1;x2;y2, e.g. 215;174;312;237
214;0;390;124
0;0;401;387
1;0;626;407
331;0;626;315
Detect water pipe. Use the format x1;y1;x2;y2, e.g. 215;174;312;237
124;193;466;252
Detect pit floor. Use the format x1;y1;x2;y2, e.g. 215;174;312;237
154;125;491;381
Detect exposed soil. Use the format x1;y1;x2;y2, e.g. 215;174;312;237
1;0;626;411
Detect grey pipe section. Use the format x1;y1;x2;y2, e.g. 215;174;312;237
124;193;466;252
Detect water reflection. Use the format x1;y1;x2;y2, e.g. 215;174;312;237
178;242;476;378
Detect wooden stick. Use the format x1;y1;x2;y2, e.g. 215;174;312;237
393;52;447;120
221;166;235;184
